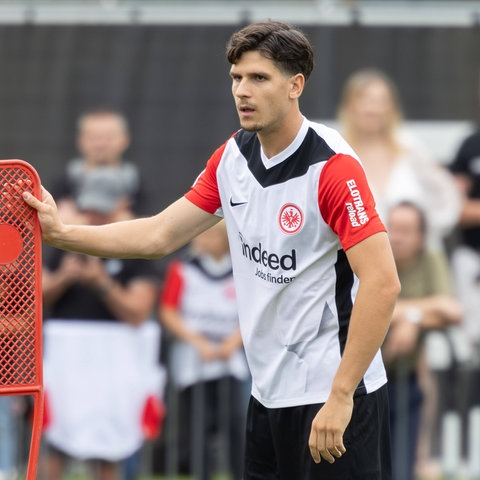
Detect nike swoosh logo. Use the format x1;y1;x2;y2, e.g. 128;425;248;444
229;197;247;207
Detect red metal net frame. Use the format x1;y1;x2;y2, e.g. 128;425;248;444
0;159;43;479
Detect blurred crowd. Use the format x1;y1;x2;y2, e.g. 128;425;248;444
1;67;480;480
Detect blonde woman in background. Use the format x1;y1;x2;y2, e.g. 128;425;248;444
337;68;460;248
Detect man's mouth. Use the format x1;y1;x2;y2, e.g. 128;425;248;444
239;105;255;116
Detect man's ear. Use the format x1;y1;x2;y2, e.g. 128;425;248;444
289;73;305;99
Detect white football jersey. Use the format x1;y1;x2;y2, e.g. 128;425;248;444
186;118;388;408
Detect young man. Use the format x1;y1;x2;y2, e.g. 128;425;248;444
24;21;400;479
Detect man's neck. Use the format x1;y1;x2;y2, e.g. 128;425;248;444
258;111;304;159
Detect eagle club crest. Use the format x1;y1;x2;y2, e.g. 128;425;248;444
279;203;304;234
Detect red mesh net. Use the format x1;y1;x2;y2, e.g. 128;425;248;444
0;161;42;389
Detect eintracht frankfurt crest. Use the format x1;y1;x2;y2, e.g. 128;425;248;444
279;203;304;234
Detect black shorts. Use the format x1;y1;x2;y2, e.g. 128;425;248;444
244;384;391;480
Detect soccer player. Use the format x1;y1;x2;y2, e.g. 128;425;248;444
24;21;400;479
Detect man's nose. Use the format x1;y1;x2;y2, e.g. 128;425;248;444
235;79;251;97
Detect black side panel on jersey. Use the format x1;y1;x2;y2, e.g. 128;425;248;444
334;248;367;396
234;128;336;188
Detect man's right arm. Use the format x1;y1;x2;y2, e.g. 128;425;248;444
23;187;220;259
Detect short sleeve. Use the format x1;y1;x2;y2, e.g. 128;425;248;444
184;142;227;214
318;153;386;251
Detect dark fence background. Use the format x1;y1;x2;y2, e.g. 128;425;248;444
0;23;478;214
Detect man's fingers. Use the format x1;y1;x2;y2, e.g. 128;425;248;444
328;430;346;461
330;444;346;459
22;191;42;209
22;191;34;202
330;447;343;458
333;430;346;457
309;428;346;464
309;430;336;464
319;447;335;464
320;431;337;464
308;430;321;464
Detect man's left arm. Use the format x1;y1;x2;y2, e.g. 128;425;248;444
308;231;400;464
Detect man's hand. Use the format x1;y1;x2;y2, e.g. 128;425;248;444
308;392;352;464
23;186;65;244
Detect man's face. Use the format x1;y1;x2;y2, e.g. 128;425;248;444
388;205;425;265
77;114;130;166
230;50;295;135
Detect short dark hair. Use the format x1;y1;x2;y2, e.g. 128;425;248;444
226;21;314;81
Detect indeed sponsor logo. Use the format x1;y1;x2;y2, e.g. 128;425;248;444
239;233;297;271
345;179;369;227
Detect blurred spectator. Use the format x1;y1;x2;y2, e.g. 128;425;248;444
337;68;460;248
384;201;463;480
449;114;480;352
49;107;147;222
40;170;163;480
159;222;250;480
448;94;480;477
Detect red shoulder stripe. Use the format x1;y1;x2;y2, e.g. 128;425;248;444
318;154;386;251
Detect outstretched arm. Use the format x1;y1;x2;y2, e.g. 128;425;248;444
23;186;220;259
308;231;400;464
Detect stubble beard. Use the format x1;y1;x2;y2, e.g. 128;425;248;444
239;119;263;133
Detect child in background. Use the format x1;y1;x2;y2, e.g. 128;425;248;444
159;222;250;480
